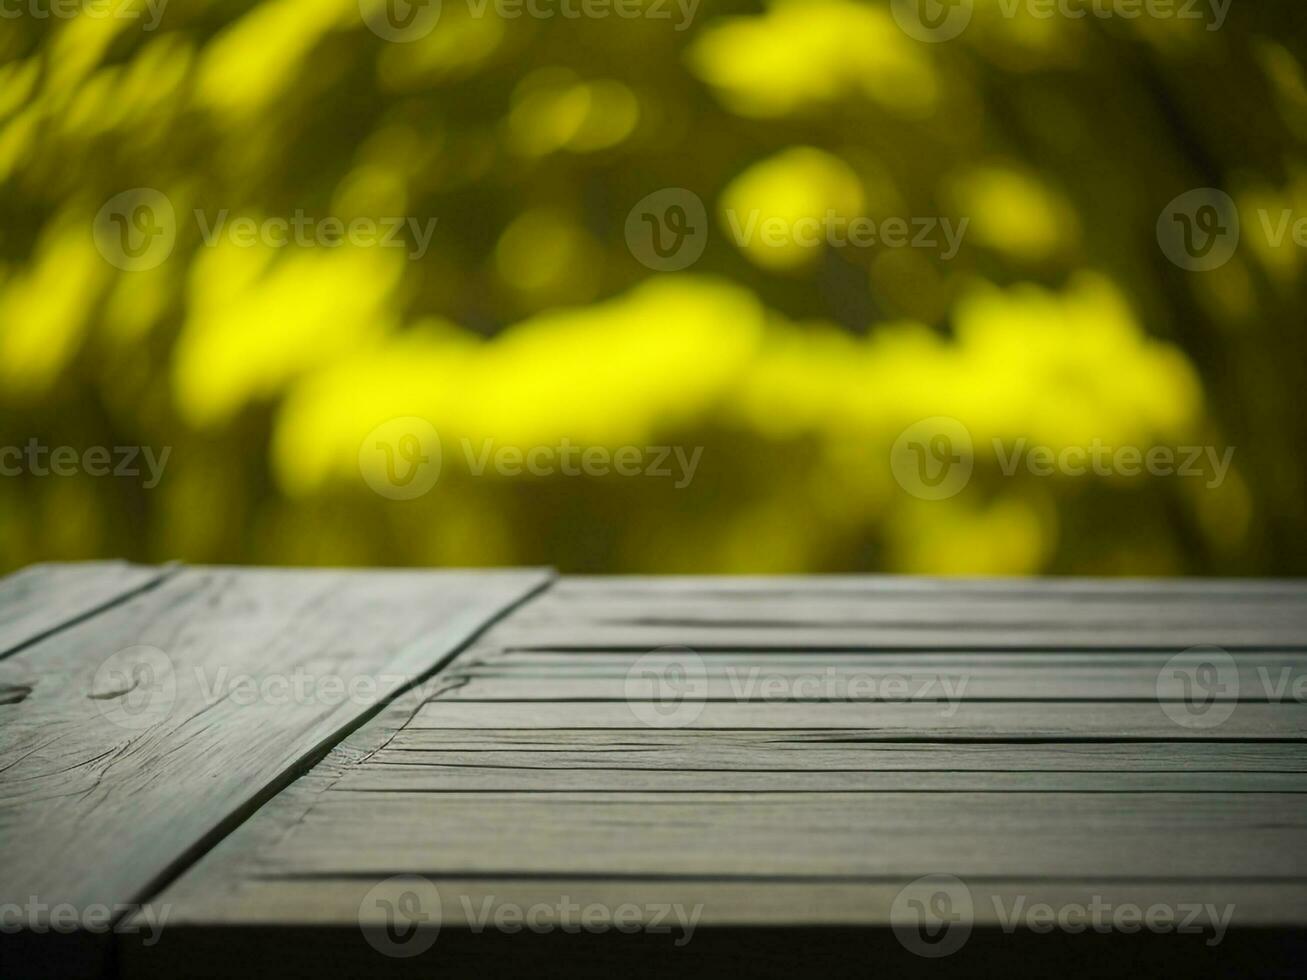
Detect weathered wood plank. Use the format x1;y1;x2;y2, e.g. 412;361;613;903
380;732;1307;770
129;694;1307;971
491;577;1307;648
333;764;1307;793
547;575;1307;598
111;573;1307;979
131;876;1307;929
411;699;1307;738
512;596;1307;627
0;561;170;659
486;623;1307;649
463;650;1307;669
436;669;1304;701
209;790;1307;880
0;566;548;977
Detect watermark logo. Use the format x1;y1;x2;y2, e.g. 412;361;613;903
891;417;975;501
359;875;442;957
359;0;442;41
891;874;974;958
89;646;176;730
94;188;176;272
891;0;974;42
359;418;443;501
625;188;708;272
1157;188;1241;272
1157;646;1239;729
624;647;708;728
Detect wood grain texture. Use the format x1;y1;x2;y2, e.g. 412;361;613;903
0;572;1275;977
0;561;170;660
546;575;1307;597
487;622;1307;648
0;565;548;978
333;764;1307;792
490;577;1307;649
120;574;1307;979
411;699;1307;738
436;668;1304;700
379;731;1307;769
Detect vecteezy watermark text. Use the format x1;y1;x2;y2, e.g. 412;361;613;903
459;895;702;945
0;0;167;29
623;188;970;272
724;210;970;261
193;210;437;259
891;0;1229;44
358;417;703;500
92;188;438;272
890;417;1234;501
358;0;699;43
0;898;170;945
992;439;1234;488
622;648;972;728
891;874;1234;958
1;440;170;489
357;876;702;958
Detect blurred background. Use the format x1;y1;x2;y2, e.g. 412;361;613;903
1;0;1305;577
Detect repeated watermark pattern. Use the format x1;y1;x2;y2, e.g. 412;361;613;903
358;0;699;42
93;188;437;272
0;0;168;29
890;417;1234;501
0;898;170;945
359;417;703;500
625;188;969;271
0;440;170;488
891;874;1234;957
891;0;1229;44
358;876;701;958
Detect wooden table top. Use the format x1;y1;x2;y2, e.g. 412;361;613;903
2;563;1305;978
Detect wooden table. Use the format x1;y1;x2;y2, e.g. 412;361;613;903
2;563;1305;977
